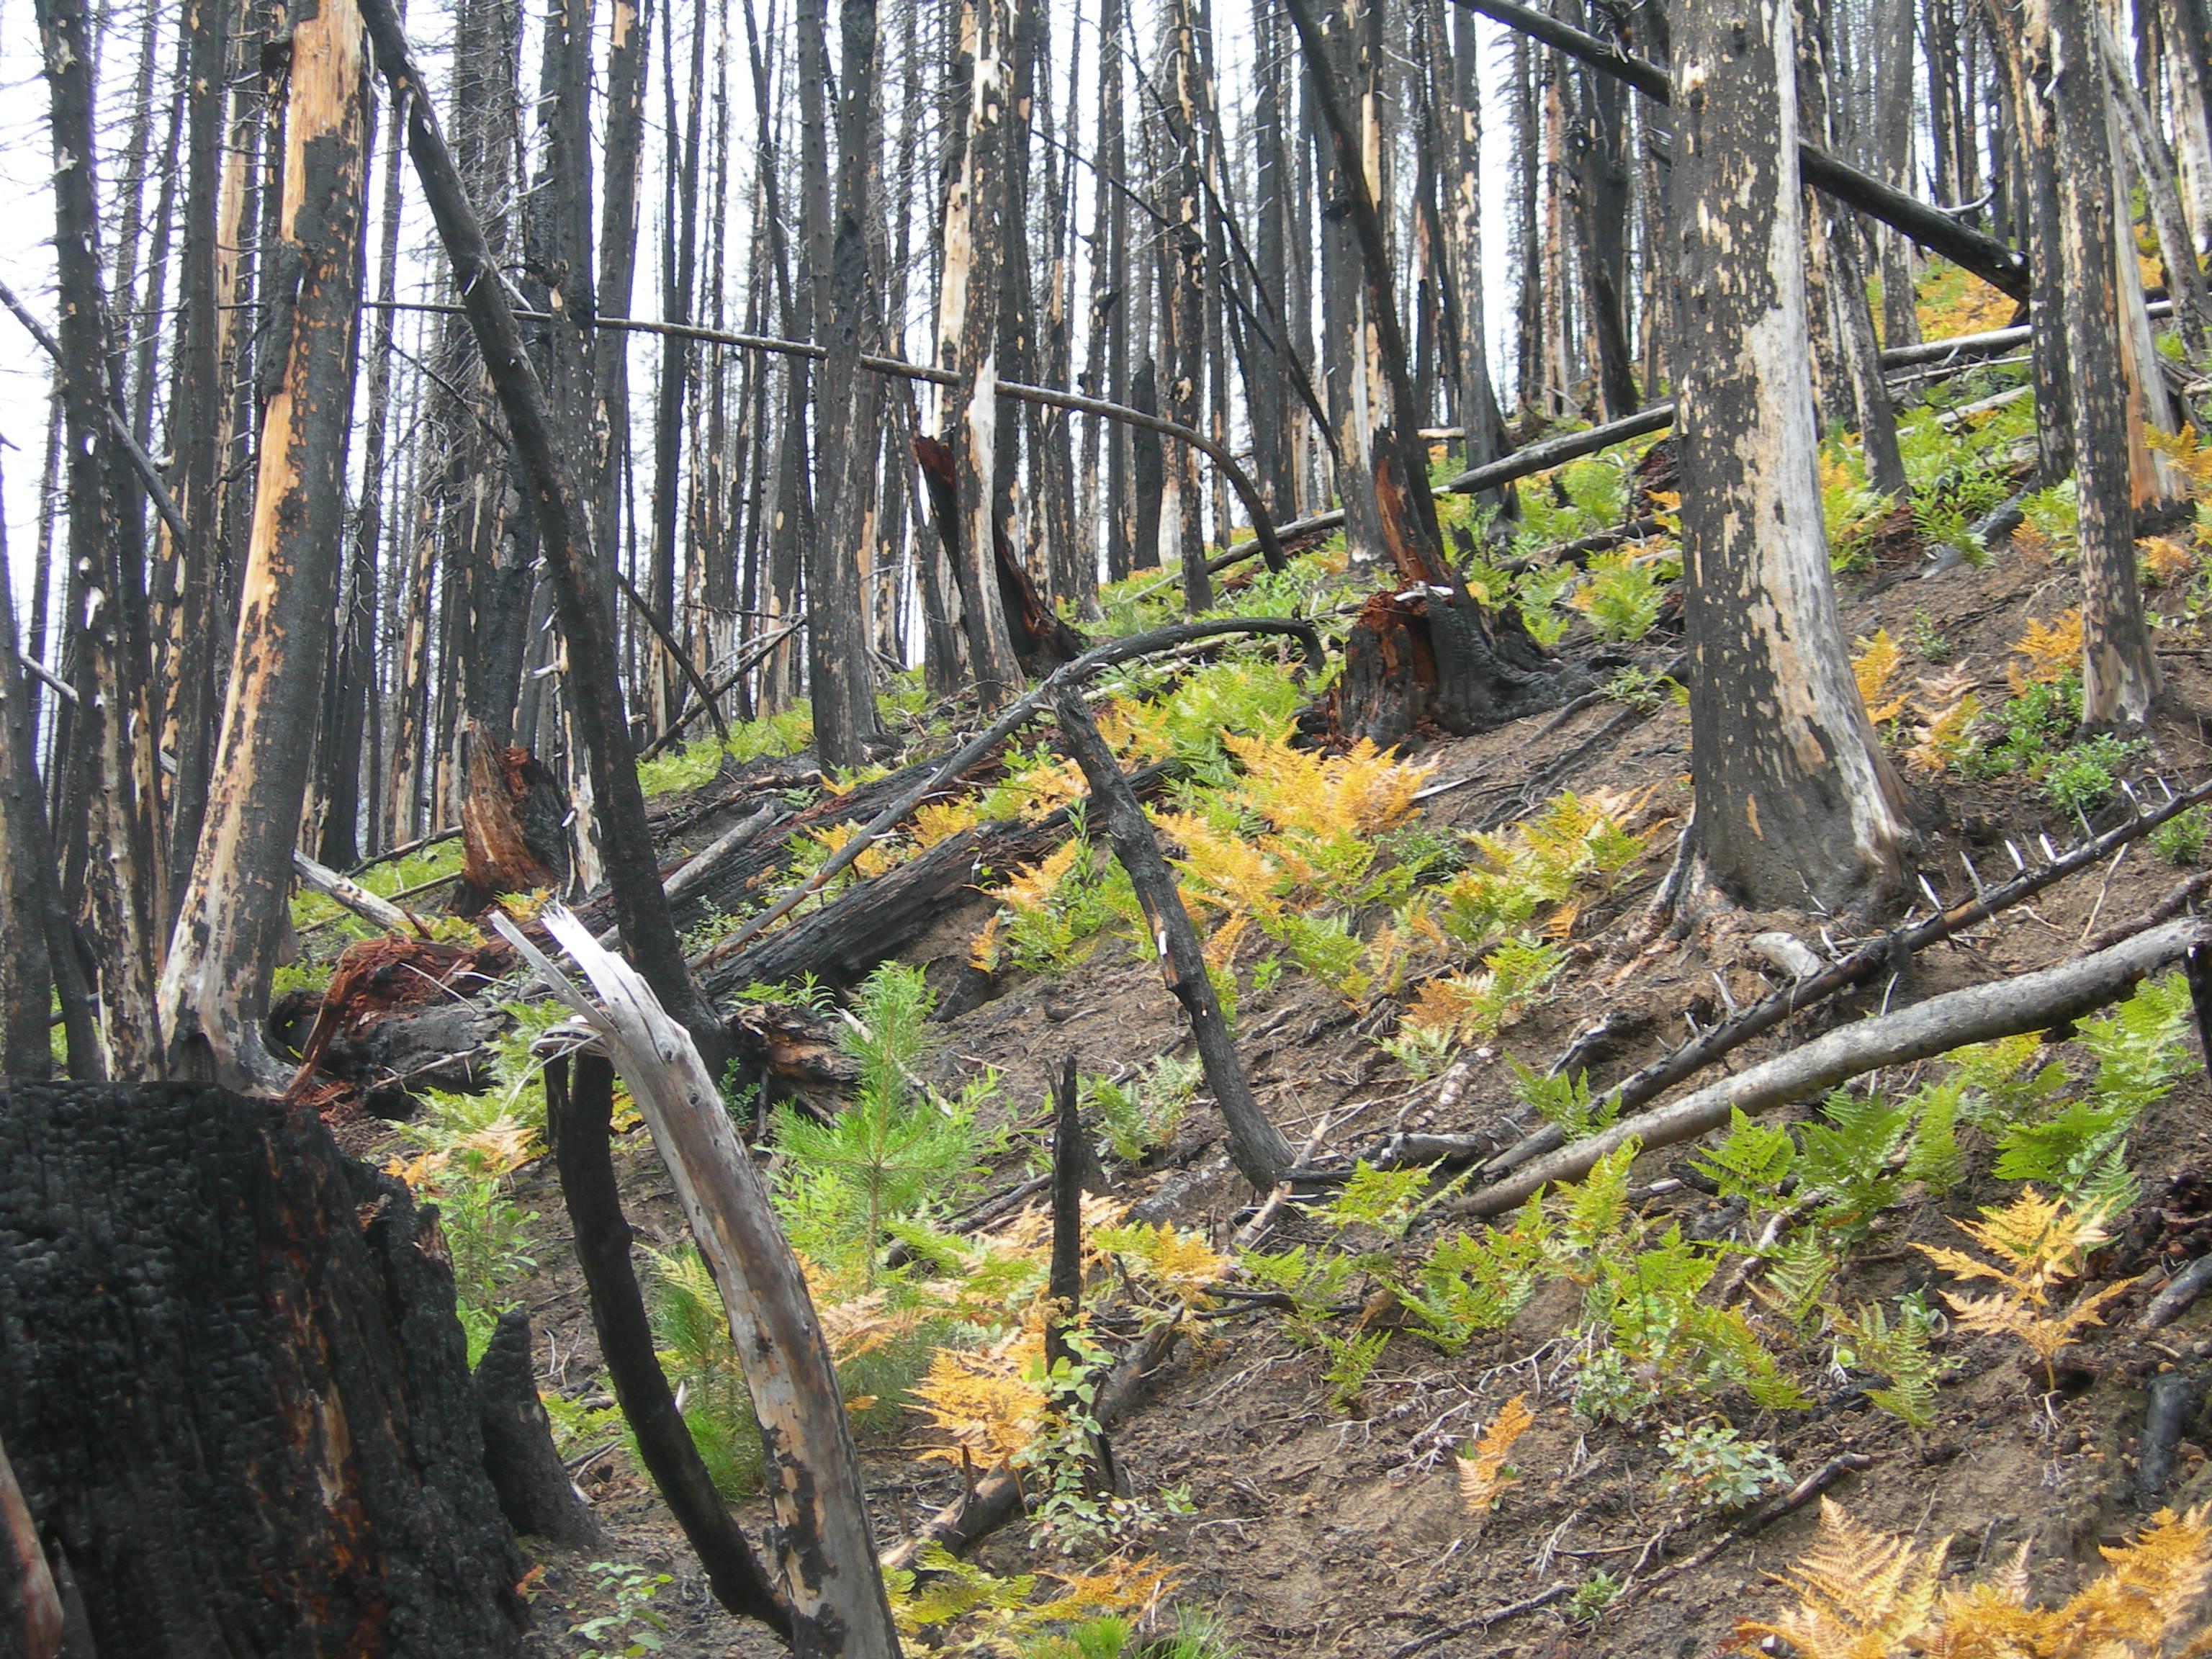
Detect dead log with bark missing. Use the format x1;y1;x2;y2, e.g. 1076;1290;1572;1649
1452;917;2210;1218
0;1079;527;1655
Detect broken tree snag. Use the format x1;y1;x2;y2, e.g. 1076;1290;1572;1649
1054;688;1295;1192
283;934;510;1107
458;744;570;907
1046;1056;1086;1373
541;1052;793;1640
0;1080;526;1655
1457;917;2211;1218
913;435;1084;678
501;912;898;1659
158;0;374;1091
474;1310;598;1547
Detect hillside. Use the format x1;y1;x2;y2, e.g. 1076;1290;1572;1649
275;333;2212;1656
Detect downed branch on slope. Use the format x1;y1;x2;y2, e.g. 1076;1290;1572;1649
292;848;429;938
495;907;899;1655
1448;916;2210;1219
1056;685;1296;1192
688;618;1324;976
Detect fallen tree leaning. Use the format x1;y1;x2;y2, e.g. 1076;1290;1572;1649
1449;916;2208;1218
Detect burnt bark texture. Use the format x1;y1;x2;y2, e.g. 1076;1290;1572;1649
1054;687;1293;1192
472;1310;598;1547
0;1079;526;1656
161;0;373;1089
542;1052;794;1639
0;505;59;1079
1669;0;1914;912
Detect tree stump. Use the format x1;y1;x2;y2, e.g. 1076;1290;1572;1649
0;1080;527;1657
474;1310;597;1547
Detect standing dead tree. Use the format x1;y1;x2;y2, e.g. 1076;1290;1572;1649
498;909;899;1659
160;0;374;1088
359;0;733;1079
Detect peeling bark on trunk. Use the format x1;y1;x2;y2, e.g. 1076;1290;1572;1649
1669;0;1912;913
936;0;1027;707
500;912;899;1659
0;1080;526;1655
160;0;372;1089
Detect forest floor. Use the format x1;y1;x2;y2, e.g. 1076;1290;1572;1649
305;318;2212;1658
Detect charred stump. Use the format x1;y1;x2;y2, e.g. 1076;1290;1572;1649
0;1080;527;1657
473;1310;597;1547
1330;585;1563;749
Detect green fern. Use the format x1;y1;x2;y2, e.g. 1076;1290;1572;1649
1901;1079;1967;1196
1793;1089;1911;1233
1837;1295;1952;1431
1690;1107;1795;1206
2078;971;2193;1117
1510;1059;1620;1139
1753;1231;1835;1330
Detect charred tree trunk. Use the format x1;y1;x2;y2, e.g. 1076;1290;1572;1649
0;500;60;1079
1671;0;1913;912
0;1080;526;1655
804;0;887;768
2045;0;2162;729
38;0;164;1077
161;0;373;1090
936;0;1028;706
360;0;734;1082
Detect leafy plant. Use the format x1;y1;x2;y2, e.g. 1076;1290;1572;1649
1572;549;1675;642
1082;1055;1200;1164
1792;1088;1912;1233
1916;1188;2134;1388
1319;1328;1390;1411
1403;938;1565;1043
1378;1020;1457;1081
1736;1498;2212;1658
1454;1393;1534;1517
2152;804;2211;866
771;963;984;1284
1566;1571;1624;1625
1835;1295;1953;1430
1656;1421;1787;1513
1322;1161;1450;1239
1397;1200;1552;1351
570;1560;673;1659
2041;733;2146;816
1690;1107;1794;1209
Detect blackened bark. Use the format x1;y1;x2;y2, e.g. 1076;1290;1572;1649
0;499;58;1079
804;0;888;768
472;1311;597;1547
541;1053;794;1637
1670;0;1912;911
161;0;373;1089
1130;356;1166;572
0;1080;526;1655
1055;688;1292;1192
360;0;734;1081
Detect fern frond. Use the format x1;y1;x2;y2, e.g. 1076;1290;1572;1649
1455;1393;1534;1517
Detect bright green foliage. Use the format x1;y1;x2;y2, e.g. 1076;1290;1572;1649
570;1560;673;1659
647;1245;765;1497
1971;675;2084;781
1900;1079;1968;1196
1081;1055;1200;1164
1397;1197;1555;1351
1377;1021;1458;1081
1509;1059;1619;1139
1323;1161;1452;1238
1320;1328;1390;1411
1572;1342;1659;1424
1836;1295;1952;1430
1438;789;1649;951
1242;1243;1362;1321
2153;804;2211;865
1573;549;1675;643
638;706;816;797
1567;1572;1624;1624
1753;1232;1837;1331
1690;1107;1795;1207
1656;1422;1788;1512
2041;734;2147;815
771;964;986;1283
1793;1089;1912;1233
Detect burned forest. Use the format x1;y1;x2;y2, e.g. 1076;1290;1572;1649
22;0;2212;1651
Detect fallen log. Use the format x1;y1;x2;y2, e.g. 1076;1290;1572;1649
293;847;426;936
0;1080;527;1655
1450;917;2209;1218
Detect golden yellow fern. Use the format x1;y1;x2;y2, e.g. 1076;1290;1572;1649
1455;1393;1534;1518
2009;609;2085;691
1745;1502;2212;1658
909;1329;1049;1469
1916;1189;2135;1389
1853;629;1909;724
912;798;984;849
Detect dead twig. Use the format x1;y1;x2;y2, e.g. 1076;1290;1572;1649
1382;1582;1573;1659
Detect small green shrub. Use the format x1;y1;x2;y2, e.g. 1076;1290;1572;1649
1574;549;1675;643
2152;804;2211;865
1656;1422;1787;1512
570;1560;673;1659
